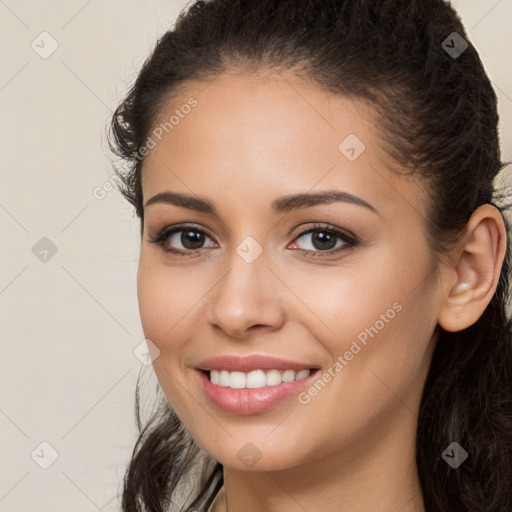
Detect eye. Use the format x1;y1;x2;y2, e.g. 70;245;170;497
148;223;359;258
289;224;358;258
148;225;216;256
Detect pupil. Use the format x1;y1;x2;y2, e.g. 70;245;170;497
312;231;336;250
182;230;204;249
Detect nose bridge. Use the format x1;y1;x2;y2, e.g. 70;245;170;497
209;243;285;337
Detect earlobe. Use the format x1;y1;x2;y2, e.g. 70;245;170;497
437;204;507;333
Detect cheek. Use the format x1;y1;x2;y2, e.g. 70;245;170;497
136;261;202;414
296;249;436;373
137;263;166;341
136;258;215;359
136;260;188;345
286;255;405;347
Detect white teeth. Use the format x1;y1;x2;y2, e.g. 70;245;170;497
219;370;230;387
208;368;312;388
266;369;282;386
295;369;311;380
246;370;266;388
281;369;296;382
229;371;246;389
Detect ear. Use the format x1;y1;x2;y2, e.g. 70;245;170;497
438;204;508;333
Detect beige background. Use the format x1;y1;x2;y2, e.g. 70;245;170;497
1;1;511;511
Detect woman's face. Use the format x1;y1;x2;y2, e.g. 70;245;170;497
137;70;444;471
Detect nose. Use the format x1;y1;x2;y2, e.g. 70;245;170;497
208;254;286;340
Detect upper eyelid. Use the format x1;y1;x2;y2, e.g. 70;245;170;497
157;223;347;237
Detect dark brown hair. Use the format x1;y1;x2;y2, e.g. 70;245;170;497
108;1;512;510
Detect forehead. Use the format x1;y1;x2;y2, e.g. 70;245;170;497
141;71;426;221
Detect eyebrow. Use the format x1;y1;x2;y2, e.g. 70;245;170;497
144;189;380;216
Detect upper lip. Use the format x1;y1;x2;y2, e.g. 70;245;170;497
196;355;319;373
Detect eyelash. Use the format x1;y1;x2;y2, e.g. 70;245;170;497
148;223;359;259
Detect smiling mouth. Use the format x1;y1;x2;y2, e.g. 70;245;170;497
199;368;320;389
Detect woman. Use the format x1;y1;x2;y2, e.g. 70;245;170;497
109;0;512;510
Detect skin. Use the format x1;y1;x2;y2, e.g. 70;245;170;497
136;69;507;512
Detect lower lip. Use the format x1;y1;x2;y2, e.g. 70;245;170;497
196;369;319;415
